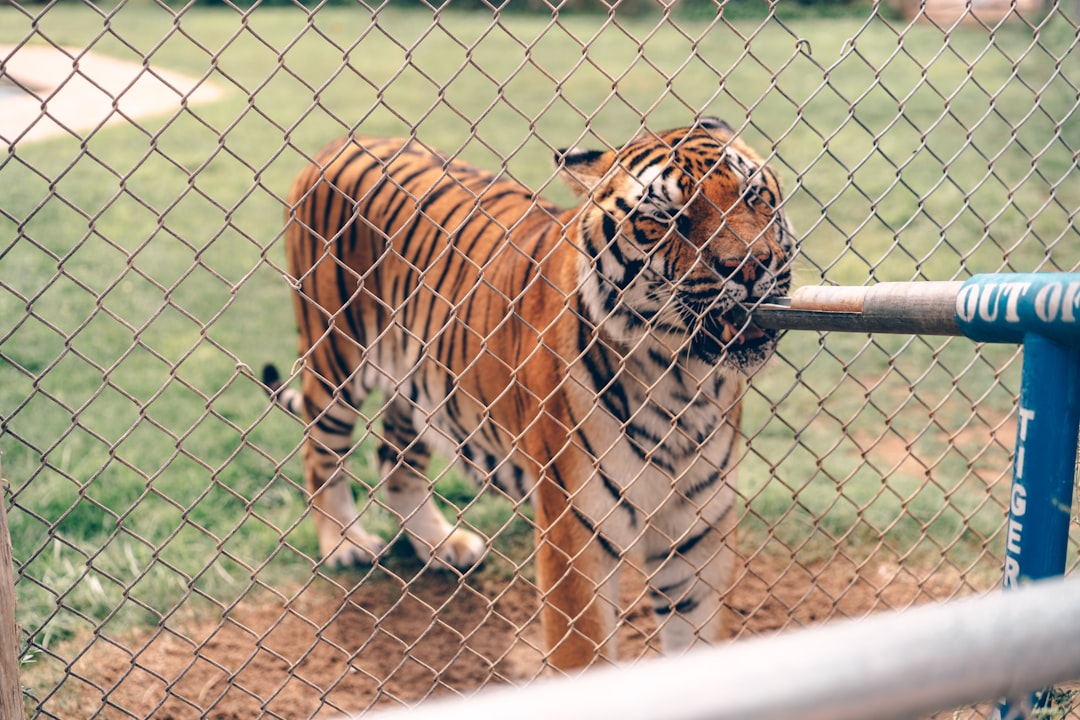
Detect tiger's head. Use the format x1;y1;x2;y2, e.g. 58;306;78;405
557;117;795;374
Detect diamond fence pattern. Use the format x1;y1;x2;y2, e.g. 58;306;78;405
0;1;1078;718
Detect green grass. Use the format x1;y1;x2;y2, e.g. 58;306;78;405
0;1;1078;704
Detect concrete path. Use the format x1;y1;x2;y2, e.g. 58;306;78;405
0;44;224;148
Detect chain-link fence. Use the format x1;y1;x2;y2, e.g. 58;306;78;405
1;1;1078;718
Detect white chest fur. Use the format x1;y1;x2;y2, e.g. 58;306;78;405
566;340;742;555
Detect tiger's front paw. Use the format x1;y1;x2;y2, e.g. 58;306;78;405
417;527;487;571
321;528;386;569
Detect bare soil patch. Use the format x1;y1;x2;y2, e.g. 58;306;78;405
53;547;994;720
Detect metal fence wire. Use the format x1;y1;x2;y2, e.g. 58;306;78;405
0;1;1078;718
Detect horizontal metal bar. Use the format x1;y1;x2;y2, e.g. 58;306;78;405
753;275;1080;345
752;281;964;336
366;576;1080;720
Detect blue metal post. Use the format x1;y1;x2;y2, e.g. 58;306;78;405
954;275;1080;720
995;334;1080;719
1002;333;1080;590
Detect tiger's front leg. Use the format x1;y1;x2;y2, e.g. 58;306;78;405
533;452;623;672
645;485;739;653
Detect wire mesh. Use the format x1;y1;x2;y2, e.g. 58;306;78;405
0;1;1078;718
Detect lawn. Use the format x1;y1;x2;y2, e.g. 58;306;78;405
0;0;1078;708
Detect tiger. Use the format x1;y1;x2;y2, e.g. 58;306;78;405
263;117;795;671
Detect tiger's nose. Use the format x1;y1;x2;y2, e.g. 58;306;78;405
716;246;773;286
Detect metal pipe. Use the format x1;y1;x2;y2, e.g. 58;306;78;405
1001;334;1080;588
752;274;1080;345
997;333;1080;719
752;281;963;336
367;576;1080;720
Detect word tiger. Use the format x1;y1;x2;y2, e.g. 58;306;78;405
264;117;795;670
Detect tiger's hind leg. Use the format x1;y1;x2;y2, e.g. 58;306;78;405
378;397;486;571
294;367;387;568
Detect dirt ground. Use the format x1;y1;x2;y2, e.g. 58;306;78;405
50;547;999;720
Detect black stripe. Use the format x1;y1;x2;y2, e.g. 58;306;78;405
600;214;618;247
565;403;638;528
315;412;353;435
684;469;723;501
376;443;397;465
645;500;733;565
673;527;709;558
651;592;700;616
311;442;352;458
512;464;528;499
545;445;620;560
577;322;632;425
653;576;691;597
621;144;663;169
580;220;605;259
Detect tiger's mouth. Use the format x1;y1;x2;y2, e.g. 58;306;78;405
703;305;768;345
683;299;777;367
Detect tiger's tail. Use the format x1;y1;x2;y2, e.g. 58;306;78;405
262;363;304;417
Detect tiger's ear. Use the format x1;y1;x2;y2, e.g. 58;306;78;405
554;147;615;198
698;116;733;133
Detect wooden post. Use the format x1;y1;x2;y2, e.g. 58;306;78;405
0;457;24;720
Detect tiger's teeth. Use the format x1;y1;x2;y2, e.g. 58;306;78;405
721;324;734;343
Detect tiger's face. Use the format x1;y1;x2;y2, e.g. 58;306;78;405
559;117;795;374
